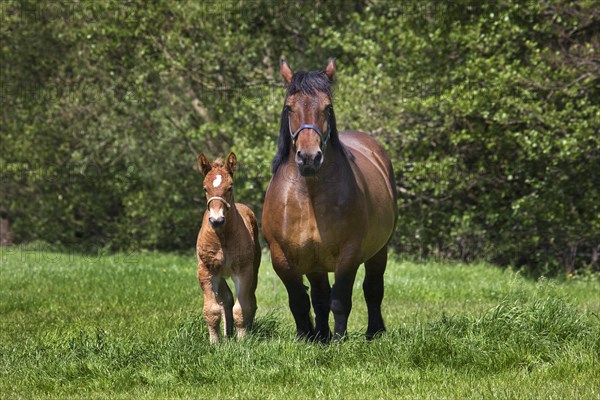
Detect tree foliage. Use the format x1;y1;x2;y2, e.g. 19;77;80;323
1;0;598;273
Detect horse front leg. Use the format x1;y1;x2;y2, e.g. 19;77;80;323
199;266;233;343
330;265;359;340
281;272;314;339
271;245;314;339
307;271;332;342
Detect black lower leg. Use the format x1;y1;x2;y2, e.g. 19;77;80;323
307;272;332;342
284;278;314;339
364;247;387;340
330;270;357;340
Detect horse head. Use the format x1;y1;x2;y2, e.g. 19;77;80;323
274;59;339;176
197;152;237;231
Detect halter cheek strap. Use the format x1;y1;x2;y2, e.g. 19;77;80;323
207;196;231;209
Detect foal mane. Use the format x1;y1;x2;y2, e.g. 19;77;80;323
271;70;350;174
211;158;224;169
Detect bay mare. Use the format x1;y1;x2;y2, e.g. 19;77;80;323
262;59;398;341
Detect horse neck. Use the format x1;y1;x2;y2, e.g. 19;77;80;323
222;201;241;237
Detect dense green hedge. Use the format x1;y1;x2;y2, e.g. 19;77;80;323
1;1;598;273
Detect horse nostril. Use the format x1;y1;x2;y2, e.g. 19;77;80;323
315;151;322;165
296;150;305;166
209;217;225;227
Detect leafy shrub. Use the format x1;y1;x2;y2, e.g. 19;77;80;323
1;1;598;273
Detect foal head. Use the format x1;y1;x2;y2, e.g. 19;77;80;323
197;152;237;231
277;59;338;176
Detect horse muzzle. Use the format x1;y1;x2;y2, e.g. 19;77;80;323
296;149;323;176
209;216;225;228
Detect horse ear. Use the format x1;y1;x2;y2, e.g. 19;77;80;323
323;58;336;81
280;59;294;86
226;152;237;175
198;153;211;176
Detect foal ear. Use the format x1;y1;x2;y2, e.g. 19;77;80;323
323;58;336;81
198;153;211;176
280;59;294;86
226;152;237;175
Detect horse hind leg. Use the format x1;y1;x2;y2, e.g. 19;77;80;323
363;246;387;340
307;272;332;342
218;278;235;339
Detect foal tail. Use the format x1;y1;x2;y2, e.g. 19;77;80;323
250;213;261;273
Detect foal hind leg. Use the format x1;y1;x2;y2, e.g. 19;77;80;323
307;272;332;342
218;278;235;339
363;246;387;340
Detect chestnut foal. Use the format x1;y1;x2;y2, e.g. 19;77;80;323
196;152;261;343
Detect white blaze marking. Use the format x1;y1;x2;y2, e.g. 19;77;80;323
209;208;224;220
212;175;222;187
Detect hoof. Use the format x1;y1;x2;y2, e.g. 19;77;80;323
366;327;386;341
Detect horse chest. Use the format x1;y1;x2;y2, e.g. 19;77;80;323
277;206;349;270
199;244;236;275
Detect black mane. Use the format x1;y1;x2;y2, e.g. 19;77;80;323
271;70;345;173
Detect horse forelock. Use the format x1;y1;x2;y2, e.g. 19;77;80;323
211;158;224;168
286;70;332;98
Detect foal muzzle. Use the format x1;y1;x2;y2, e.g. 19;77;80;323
206;196;230;228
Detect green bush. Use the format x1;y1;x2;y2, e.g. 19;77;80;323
1;1;598;273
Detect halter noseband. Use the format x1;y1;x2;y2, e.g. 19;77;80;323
288;109;331;151
206;196;231;209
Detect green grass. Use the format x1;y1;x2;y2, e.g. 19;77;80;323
1;244;599;399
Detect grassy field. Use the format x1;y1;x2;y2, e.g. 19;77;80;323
1;244;599;399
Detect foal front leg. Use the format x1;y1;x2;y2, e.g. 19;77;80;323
232;269;258;339
199;267;234;343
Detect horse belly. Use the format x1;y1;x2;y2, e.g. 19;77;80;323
341;132;398;261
